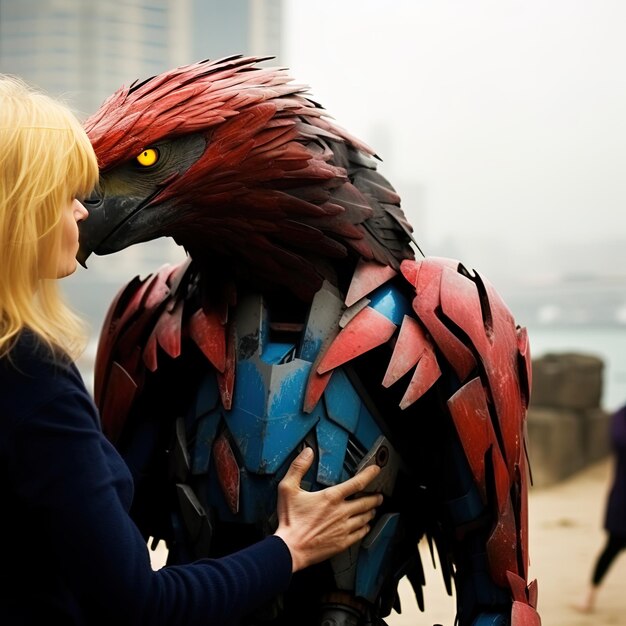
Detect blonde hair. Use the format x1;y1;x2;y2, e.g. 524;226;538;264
0;75;99;359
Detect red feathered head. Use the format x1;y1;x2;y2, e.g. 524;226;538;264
79;55;415;299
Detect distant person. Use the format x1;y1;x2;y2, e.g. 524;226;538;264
574;403;626;613
0;74;382;625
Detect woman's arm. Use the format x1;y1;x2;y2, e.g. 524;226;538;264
4;361;380;625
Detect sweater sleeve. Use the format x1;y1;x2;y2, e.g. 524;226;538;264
3;361;292;625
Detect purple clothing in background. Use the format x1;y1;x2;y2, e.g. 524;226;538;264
604;405;626;536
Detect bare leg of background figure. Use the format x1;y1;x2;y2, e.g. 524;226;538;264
572;533;626;613
572;586;598;613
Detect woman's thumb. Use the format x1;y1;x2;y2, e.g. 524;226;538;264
285;446;314;485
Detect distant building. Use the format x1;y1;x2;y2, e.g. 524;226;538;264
0;0;283;116
189;0;283;64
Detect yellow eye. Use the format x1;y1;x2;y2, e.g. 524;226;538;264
136;148;159;167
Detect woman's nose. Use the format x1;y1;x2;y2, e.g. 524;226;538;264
74;199;89;221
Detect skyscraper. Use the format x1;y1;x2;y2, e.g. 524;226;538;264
189;0;283;64
0;0;283;116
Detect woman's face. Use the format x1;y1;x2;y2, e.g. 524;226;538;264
56;198;89;278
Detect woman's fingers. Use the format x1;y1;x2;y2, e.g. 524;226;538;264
327;464;381;500
344;493;384;516
346;508;377;533
282;449;381;503
338;509;379;548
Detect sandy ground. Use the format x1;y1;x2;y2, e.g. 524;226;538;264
387;456;626;626
150;457;626;625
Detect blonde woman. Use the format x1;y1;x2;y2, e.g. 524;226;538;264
0;75;381;625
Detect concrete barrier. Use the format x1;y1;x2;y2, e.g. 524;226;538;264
530;351;603;410
526;352;611;487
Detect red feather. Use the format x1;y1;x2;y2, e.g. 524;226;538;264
85;55;416;300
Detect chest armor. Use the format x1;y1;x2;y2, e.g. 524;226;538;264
98;257;539;625
172;282;407;605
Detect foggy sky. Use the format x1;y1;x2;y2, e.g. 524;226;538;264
283;0;626;257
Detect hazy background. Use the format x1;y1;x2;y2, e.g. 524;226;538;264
3;0;626;408
285;0;626;277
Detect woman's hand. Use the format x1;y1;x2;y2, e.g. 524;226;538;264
273;447;383;573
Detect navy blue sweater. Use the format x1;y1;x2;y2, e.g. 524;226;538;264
0;331;292;625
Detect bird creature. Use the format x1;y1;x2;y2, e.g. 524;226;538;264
78;55;540;626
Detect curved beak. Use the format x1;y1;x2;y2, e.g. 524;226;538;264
77;188;157;267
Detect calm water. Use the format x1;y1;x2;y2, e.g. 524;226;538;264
525;323;626;413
